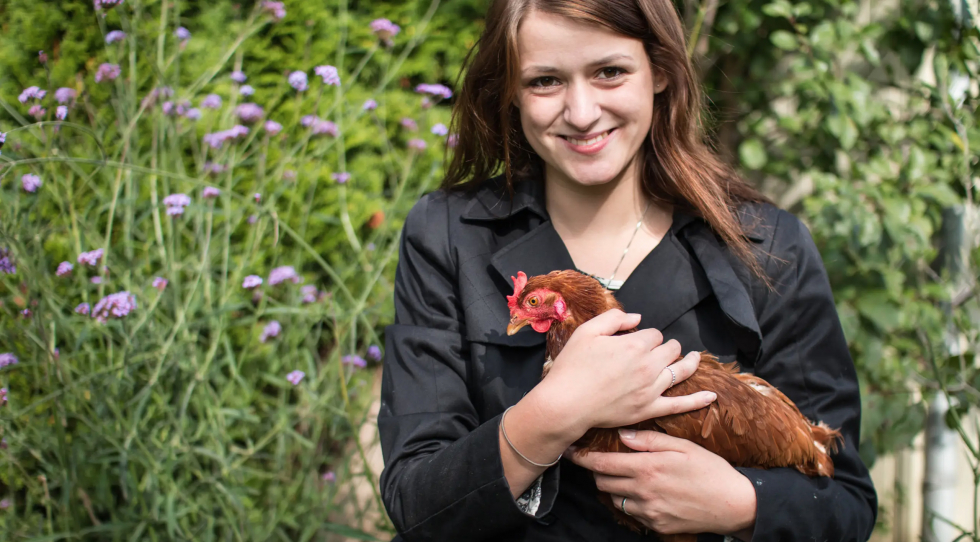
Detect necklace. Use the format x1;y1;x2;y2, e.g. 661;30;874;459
578;200;652;290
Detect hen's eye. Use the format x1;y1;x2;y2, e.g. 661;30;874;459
527;296;539;307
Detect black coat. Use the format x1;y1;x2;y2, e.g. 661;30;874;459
378;176;877;542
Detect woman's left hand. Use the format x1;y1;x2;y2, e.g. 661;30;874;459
568;429;757;538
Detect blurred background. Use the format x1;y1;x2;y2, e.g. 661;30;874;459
0;0;977;540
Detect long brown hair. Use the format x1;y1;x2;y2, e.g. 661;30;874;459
442;0;771;279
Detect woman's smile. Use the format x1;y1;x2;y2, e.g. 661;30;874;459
559;128;617;154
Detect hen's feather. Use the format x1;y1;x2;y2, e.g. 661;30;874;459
511;270;842;539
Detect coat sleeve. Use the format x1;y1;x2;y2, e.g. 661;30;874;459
378;194;559;541
734;209;877;542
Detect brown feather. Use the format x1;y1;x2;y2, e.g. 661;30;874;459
511;270;842;538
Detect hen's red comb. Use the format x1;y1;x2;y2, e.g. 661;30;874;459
506;271;528;310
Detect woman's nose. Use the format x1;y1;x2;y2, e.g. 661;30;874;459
562;82;602;131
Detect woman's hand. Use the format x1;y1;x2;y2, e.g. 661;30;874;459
529;310;716;437
569;429;757;538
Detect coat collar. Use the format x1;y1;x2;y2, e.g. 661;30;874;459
467;176;764;363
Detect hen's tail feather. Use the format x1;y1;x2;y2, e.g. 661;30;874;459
811;421;843;477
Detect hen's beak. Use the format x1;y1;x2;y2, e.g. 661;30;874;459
507;317;530;335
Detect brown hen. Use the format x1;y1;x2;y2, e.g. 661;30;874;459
505;270;841;541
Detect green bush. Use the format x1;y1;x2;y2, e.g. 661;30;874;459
0;0;461;538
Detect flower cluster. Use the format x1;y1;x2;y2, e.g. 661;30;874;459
57;106;68;120
264;120;282;135
174;27;191;41
28;105;46;120
201;94;222;109
301;116;338;137
105;30;126;44
289;71;308;92
94;0;124;12
260;321;281;343
202;186;221;199
331;172;350;184
21;174;42;193
242;275;263;289
56;261;74;277
370;18;400;43
261;1;286;20
286;369;304;385
0;353;18;369
367;345;382;362
0;388;6;406
152;277;168;291
408;139;427;152
342;354;367;368
415;83;453;100
236;103;264;123
400;118;418;131
240;85;255;97
301;285;318;303
268;266;301;286
0;248;15;275
230;70;247;84
203;162;227;176
18;86;46;103
314;65;340;86
75;303;90;315
203;125;249;149
55;88;77;104
95;63;121;83
362;99;378;111
91;291;137;323
163;193;191;216
432;123;449;136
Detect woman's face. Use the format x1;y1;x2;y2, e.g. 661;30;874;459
515;10;663;189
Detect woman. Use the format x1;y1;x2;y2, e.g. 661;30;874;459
378;0;877;540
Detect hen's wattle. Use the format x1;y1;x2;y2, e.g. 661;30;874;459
507;270;841;541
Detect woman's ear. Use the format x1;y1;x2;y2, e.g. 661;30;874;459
652;70;668;95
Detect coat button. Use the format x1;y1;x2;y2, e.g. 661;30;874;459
535;513;557;526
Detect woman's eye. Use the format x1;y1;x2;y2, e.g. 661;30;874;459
529;76;559;88
527;297;539;307
598;67;626;80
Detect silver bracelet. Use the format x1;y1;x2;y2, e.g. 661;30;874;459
500;405;562;468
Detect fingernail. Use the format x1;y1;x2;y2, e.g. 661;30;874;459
618;428;636;440
689;351;701;360
704;392;717;404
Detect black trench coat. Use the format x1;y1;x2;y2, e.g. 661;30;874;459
378;176;877;542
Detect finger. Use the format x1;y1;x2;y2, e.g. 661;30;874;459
566;449;640;477
628;327;664;352
595;473;641;497
618;429;692;453
644;391;717;419
652;350;700;394
583;309;641;337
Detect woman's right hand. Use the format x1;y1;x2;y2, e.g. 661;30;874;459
529;310;716;440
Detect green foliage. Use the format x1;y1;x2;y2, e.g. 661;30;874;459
0;0;460;538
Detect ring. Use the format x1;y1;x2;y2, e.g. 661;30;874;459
666;366;676;389
621;496;632;516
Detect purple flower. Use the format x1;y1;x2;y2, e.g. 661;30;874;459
431;123;448;136
94;0;124;11
366;242;376;251
95;63;121;83
253;193;261;203
311;119;338;137
230;70;247;83
300;115;317;128
362;99;378;111
447;133;459;148
260;320;282;343
366;345;382;361
248;214;258;224
161;101;176;116
21;174;42;193
152;277;168;291
0;248;15;275
286;369;305;385
203;162;227;176
314;65;340;86
75;302;91;315
301;285;318;303
201;94;222;109
264;120;282;135
18;86;46;103
0;388;6;406
400;117;418;131
240;85;255;97
91;291;137;323
370;18;400;41
183;108;201;120
289;71;308;91
174;27;191;41
203;125;249;148
415;83;453;100
56;261;73;277
268;266;300;286
242;275;263;289
342;354;367;368
331;172;350;184
28;105;46;119
407;138;427;152
236;103;264;123
105;30;126;44
39;50;48;64
261;1;286;20
56;106;68;120
202;186;221;199
322;471;336;483
90;276;103;284
55;87;77;103
163;193;191;216
283;170;296;180
77;248;104;266
0;353;18;369
21;309;31;319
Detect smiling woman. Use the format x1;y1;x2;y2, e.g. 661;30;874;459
378;1;877;541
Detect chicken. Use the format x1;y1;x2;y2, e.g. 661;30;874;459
506;270;842;541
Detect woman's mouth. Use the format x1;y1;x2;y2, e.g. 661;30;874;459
559;128;616;155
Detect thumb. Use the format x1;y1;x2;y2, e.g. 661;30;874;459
618;429;688;452
584;309;641;337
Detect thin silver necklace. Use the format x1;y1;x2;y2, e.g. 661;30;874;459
579;200;652;290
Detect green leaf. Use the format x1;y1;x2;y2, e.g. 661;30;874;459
861;39;881;67
770;30;799;51
855;292;902;332
825;114;858;150
739;138;768;170
762;1;793;19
